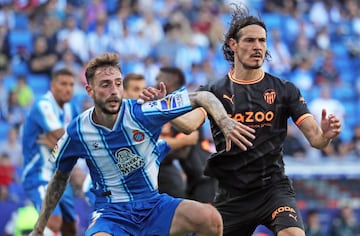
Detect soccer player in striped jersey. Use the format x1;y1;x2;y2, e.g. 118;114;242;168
32;52;255;236
22;68;78;235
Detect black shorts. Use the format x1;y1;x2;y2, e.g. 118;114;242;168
214;177;304;236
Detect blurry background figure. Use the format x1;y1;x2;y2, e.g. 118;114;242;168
0;126;22;169
122;73;146;99
308;84;347;158
3;90;25;131
329;204;360;236
304;209;323;236
28;35;58;77
156;67;217;202
283;123;308;160
0;71;9;121
4;200;38;236
12;74;34;114
0;152;15;201
347;124;360;158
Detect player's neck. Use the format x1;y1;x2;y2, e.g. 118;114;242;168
231;68;263;82
92;108;118;129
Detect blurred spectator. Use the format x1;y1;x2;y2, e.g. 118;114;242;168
112;24;151;70
314;50;341;86
34;14;61;53
53;48;83;79
308;84;347;157
57;15;89;62
329;205;360;236
289;57;314;93
87;21;111;58
347;124;360;158
133;10;164;46
305;209;323;236
122;73;146;99
3;90;25;130
84;0;107;30
133;56;160;86
0;126;22;168
154;22;184;67
0;152;15;200
0;3;15;30
4;201;38;236
290;22;317;70
12;74;34;111
107;6;128;40
283;123;308;159
0;71;9;121
267;28;292;76
186;63;208;91
0;25;11;72
28;35;58;76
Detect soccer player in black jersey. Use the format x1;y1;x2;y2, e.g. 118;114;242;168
139;3;341;236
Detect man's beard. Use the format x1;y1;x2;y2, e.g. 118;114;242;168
94;98;121;115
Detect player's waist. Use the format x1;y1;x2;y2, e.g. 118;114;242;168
218;172;287;193
93;189;159;204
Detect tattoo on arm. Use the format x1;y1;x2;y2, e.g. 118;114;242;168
189;91;228;122
34;170;70;233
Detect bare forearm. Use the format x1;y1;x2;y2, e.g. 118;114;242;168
33;170;70;234
189;91;230;128
170;108;206;134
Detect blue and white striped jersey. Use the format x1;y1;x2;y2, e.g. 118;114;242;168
51;91;193;204
22;91;78;190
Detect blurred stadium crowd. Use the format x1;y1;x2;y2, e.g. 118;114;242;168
0;0;360;235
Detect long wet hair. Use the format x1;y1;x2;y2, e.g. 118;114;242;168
222;4;271;66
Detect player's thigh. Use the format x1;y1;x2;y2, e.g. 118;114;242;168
170;199;221;234
278;227;305;236
91;233;112;236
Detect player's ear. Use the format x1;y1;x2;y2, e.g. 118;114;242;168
85;84;93;97
229;38;237;51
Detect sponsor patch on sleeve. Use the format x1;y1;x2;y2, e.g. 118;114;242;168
141;92;191;112
50;133;68;162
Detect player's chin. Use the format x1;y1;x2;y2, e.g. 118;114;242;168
104;105;120;114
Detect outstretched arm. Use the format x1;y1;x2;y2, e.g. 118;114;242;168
188;90;255;151
32;170;70;236
139;83;255;151
300;109;341;149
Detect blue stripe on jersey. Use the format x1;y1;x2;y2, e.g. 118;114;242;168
53;90;192;203
22;92;78;190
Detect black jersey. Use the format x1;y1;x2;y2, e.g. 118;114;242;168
200;71;312;190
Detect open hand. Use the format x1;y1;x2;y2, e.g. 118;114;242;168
320;109;341;140
138;82;167;104
219;116;256;151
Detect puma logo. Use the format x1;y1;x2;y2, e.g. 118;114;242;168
289;213;298;222
223;94;234;104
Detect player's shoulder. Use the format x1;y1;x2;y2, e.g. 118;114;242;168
265;72;297;87
66;108;92;135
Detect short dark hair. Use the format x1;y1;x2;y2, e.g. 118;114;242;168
123;73;145;90
51;68;75;81
159;67;186;87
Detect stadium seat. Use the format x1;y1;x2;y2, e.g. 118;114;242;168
9;30;33;56
14;12;29;31
27;74;51;98
0;121;10;141
2;74;17;90
0;200;23;234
